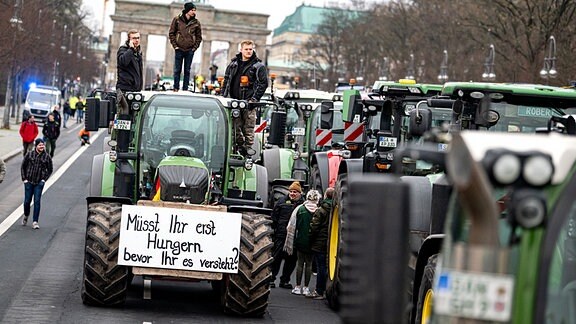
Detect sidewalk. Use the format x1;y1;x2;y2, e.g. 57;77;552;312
0;105;23;161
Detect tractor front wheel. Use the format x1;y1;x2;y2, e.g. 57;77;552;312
222;212;273;317
415;254;438;324
81;202;131;306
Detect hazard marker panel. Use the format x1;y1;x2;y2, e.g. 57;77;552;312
315;129;332;146
344;122;364;142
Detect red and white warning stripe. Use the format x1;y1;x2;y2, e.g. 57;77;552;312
315;129;332;147
254;120;267;133
344;122;364;142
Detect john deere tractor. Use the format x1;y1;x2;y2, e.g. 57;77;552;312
81;90;273;317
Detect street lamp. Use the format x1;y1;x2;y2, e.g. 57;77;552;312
379;57;389;81
540;36;557;82
482;44;496;81
61;24;68;51
405;53;415;80
437;50;449;83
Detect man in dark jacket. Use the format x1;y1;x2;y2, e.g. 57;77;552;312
307;187;334;299
168;2;202;92
116;29;143;114
42;113;60;158
222;40;268;155
21;138;53;229
270;181;304;288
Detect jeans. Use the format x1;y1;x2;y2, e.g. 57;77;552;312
24;181;45;222
63;113;69;127
314;252;327;295
271;237;297;284
173;49;194;90
77;109;84;123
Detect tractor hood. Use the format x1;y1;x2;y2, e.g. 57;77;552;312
156;156;209;203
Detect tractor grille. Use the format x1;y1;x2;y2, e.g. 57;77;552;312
159;165;209;203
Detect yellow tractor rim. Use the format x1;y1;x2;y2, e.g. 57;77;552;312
328;206;339;280
422;288;434;324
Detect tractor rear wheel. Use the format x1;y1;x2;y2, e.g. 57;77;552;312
326;173;347;310
222;212;273;317
415;254;438;324
81;202;131;306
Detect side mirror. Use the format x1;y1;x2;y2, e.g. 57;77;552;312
320;101;334;129
268;111;287;146
409;107;433;137
85;97;100;131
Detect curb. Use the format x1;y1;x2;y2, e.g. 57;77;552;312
2;148;22;162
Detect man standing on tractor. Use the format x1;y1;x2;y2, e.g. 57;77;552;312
221;39;268;156
168;2;202;92
116;29;143;114
270;181;304;289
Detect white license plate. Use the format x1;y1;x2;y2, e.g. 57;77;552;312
434;270;514;322
292;127;305;136
114;120;131;130
378;136;397;148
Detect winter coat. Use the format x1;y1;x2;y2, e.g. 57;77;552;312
42;120;60;140
272;195;304;239
309;198;332;253
221;52;268;101
52;110;62;127
19;120;38;143
21;149;53;185
116;42;143;92
284;201;318;254
168;14;202;52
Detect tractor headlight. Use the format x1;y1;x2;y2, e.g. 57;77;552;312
368;105;377;112
523;155;553;186
244;158;253;170
127;93;134;100
239;101;247;109
109;150;117;162
131;102;141;111
510;190;546;229
231;100;239;108
338;150;351;159
232;109;240;118
293;150;301;160
492;154;521;185
134;93;143;101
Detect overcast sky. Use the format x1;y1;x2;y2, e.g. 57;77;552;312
82;0;376;38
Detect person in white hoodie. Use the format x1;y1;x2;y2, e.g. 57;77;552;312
284;189;321;296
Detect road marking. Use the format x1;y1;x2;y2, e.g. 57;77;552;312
0;129;104;237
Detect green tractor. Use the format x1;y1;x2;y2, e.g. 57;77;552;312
81;90;273;316
332;81;576;323
337;129;576;324
326;80;445;310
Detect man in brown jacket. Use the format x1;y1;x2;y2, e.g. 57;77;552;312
168;2;202;92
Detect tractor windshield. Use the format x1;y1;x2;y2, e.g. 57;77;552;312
483;103;566;133
139;95;227;173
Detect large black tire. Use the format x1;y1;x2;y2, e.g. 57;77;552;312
222;212;274;317
310;164;323;194
326;173;347;311
81;202;131;306
414;254;438;324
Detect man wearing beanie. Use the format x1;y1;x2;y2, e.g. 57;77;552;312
21;138;53;229
270;181;304;288
168;2;203;92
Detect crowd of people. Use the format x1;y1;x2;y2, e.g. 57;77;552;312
271;181;334;300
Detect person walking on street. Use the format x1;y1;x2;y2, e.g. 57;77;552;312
0;157;6;183
42;113;60;158
21;138;53;229
62;101;71;128
168;2;202;92
69;94;79;120
76;97;85;124
221;40;268;156
19;115;38;156
306;187;334;299
270;181;304;289
51;105;62;128
284;189;321;296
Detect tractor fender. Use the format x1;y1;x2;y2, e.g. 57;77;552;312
337;158;363;177
401;176;433;254
254;164;269;208
311;152;330;191
410;234;444;323
90;152;117;197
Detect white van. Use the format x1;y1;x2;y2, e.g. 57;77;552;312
24;85;61;123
